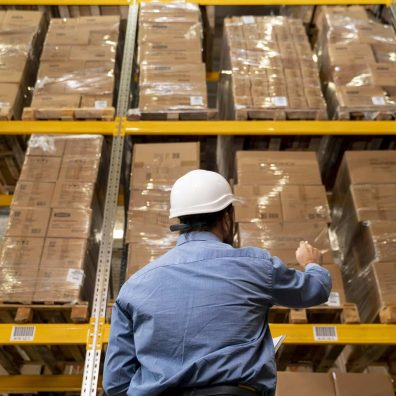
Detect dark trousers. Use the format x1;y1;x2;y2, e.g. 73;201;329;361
163;384;270;396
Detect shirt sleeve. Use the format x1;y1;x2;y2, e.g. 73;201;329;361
103;300;139;396
268;255;332;308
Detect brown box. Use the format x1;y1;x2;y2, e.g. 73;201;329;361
26;135;66;157
5;208;51;238
234;185;282;223
236;151;322;186
370;63;396;87
0;83;19;109
372;261;396;308
332;372;394;396
47;209;92;239
0;54;28;84
1;10;43;31
63;136;103;158
276;372;335;396
139;94;208;112
69;45;116;62
323;264;347;306
19;156;62;182
12;182;55;208
238;222;333;264
129;189;170;212
58;157;100;183
51;182;95;210
80;95;113;108
40;238;89;268
0;237;43;302
333;151;396;203
131;142;200;189
140;50;202;64
336;86;389;108
31;94;81;109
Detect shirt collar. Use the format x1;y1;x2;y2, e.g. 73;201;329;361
176;231;222;246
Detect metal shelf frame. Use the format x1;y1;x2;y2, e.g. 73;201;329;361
0;1;395;394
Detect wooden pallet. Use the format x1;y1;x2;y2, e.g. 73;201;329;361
336;107;396;120
22;106;115;121
0;302;89;375
127;108;218;121
234;107;328;121
270;303;360;324
274;303;359;372
0;302;89;324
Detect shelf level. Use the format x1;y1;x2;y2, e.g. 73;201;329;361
0;0;390;5
2;120;396;136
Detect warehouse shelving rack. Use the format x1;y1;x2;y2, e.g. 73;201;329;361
0;0;396;393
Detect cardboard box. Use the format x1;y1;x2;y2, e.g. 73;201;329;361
37;61;86;78
353;221;396;269
40;238;89;268
238;222;333;264
80;95;113;109
129;189;170;212
45;29;90;46
334;151;396;202
31;94;81;109
63;136;103;158
1;10;43;32
26;135;66;157
51;182;95;209
336;86;389;108
139;94;208;112
19;156;62;182
47;208;92;239
372;261;396;308
41;45;72;61
58;157;100;183
131;142;200;189
236;151;322;186
276;372;335;396
0;83;19;109
6;208;50;238
370;63;396;87
69;45;116;62
140;50;202;64
0;237;44;268
323;264;346;306
12;182;55;208
0;54;28;84
332;372;394;396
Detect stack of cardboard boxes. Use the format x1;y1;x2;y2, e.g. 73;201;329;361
318;6;396;118
221;16;326;119
126;143;200;278
136;2;208;115
236;151;347;308
0;135;107;303
0;10;45;119
276;371;394;396
332;150;396;322
24;16;119;119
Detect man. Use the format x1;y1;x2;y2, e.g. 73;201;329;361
104;170;332;396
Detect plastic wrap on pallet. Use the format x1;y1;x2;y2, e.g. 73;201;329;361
318;6;396;119
220;16;326;119
126;142;200;277
238;221;333;265
234;184;330;224
342;246;396;323
33;238;96;303
0;11;44;117
235;151;323;186
28;16;119;114
136;2;207;114
0;134;105;303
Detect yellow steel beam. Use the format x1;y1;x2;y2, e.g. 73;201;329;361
0;0;390;4
0;375;95;392
0;323;89;345
0;120;117;135
0;323;395;346
0;195;12;206
124;120;396;136
103;324;396;345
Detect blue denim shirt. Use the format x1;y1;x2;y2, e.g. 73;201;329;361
104;231;331;396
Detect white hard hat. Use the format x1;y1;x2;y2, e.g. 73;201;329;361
169;169;238;219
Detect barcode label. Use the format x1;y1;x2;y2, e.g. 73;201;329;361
313;326;338;341
95;100;108;109
0;101;10;108
190;96;204;106
325;292;341;307
11;326;36;341
273;96;288;107
372;96;386;105
242;16;255;24
66;268;85;287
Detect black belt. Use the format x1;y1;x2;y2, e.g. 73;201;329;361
169;385;259;396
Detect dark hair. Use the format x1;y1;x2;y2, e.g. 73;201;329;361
170;205;233;234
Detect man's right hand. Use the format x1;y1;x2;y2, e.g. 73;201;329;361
296;241;322;268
